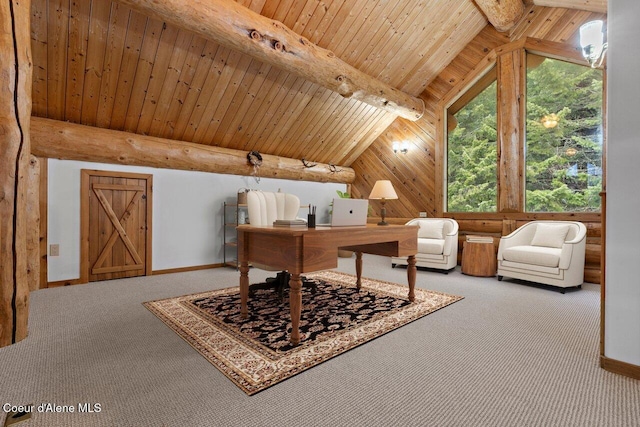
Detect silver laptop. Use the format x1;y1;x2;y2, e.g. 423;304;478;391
331;198;369;226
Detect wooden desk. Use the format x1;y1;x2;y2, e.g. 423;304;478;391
237;224;418;345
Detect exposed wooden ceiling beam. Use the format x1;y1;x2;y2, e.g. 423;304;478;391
115;0;424;121
532;0;607;14
474;0;526;32
31;118;356;184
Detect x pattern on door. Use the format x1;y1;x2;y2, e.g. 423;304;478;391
91;183;145;276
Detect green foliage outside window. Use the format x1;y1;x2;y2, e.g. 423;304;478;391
447;79;498;212
526;55;603;212
446;54;603;213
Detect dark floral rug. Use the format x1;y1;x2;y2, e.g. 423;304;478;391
144;271;462;395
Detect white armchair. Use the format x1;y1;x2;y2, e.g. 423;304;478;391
497;220;586;292
391;218;459;273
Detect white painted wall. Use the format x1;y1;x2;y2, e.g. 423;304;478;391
605;0;640;365
48;159;345;281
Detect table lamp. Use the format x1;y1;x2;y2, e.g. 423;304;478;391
368;180;398;226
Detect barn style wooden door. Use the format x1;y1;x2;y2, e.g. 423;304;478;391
80;170;152;283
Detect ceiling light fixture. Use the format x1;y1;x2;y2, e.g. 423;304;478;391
393;141;409;154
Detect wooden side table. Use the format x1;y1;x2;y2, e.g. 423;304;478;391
461;237;496;277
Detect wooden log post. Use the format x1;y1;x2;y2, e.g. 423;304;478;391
474;0;525;32
116;0;424;121
31;117;356;184
0;0;32;346
496;49;525;213
27;155;40;292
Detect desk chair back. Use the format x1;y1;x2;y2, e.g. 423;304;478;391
245;191;312;299
247;191;300;226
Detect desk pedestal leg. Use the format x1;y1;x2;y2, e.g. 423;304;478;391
289;273;302;345
240;262;249;318
407;255;416;302
355;252;363;290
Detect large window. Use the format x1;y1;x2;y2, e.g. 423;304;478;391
446;68;497;212
525;54;603;212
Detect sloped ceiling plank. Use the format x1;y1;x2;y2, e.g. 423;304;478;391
243;0;268;11
65;0;92;122
345;0;413;74
135;27;184;134
369;0;448;86
150;35;207;137
284;90;345;157
216;62;276;148
116;0;424;120
47;0;69;121
225;65;291;148
121;19;168;132
254;80;320;154
80;0;113;125
156;37;210;138
510;6;606;41
533;0;606;14
95;4;131;128
173;42;232;142
306;100;369;161
244;74;305;149
167;40;226;140
299;0;343;42
341;112;397;166
315;0;376;56
195;54;256;144
325;103;377;159
509;6;561;40
212;61;291;147
109;11;149;129
178;46;239;142
398;1;489;94
542;9;592;43
31;0;48;117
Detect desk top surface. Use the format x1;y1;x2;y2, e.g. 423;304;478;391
237;223;417;234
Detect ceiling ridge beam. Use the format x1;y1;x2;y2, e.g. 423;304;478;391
115;0;425;121
474;0;526;32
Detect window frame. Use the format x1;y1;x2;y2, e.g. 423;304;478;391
444;64;498;213
438;39;606;217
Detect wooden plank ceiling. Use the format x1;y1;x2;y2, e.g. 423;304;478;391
30;0;605;167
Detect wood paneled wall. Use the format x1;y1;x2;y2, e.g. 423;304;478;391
353;7;606;283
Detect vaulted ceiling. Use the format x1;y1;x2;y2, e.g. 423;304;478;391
30;0;606;167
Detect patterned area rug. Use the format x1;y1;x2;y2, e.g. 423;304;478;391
144;271;462;395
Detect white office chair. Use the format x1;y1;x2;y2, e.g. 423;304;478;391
246;191;315;299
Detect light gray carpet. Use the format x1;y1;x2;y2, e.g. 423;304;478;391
0;255;638;427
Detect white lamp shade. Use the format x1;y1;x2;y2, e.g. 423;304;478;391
369;180;398;200
580;20;603;49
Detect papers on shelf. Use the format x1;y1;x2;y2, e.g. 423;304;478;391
273;219;308;227
465;235;493;243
